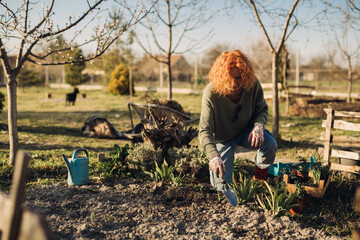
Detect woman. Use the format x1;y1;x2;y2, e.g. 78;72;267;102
199;50;277;207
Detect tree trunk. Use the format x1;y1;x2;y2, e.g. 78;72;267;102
6;74;19;165
272;53;280;138
283;51;289;114
166;1;172;100
167;56;172;100
346;55;352;103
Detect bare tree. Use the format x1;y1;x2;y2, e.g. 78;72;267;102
323;1;360;102
135;0;214;100
0;0;149;164
235;0;300;138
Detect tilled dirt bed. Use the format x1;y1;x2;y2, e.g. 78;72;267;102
25;179;343;240
288;97;360;118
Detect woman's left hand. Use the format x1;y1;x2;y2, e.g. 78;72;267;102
248;122;264;149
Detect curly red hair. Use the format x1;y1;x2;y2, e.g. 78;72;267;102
209;50;256;96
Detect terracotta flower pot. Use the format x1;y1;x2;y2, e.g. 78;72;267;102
290;198;303;215
290;195;311;215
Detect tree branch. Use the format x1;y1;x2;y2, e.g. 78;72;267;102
0;1;17;19
275;0;300;53
27;0;55;36
36;0;104;39
0;38;13;75
249;0;275;52
16;0;30;68
139;12;167;53
349;0;360;12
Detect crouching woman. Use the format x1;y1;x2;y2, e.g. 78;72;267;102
198;50;277;207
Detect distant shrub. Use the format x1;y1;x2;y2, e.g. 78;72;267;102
108;63;133;95
65;48;89;86
17;68;42;87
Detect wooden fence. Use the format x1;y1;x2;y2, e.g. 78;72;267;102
0;152;54;240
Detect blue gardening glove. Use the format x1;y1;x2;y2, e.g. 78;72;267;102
209;156;225;179
248;122;264;149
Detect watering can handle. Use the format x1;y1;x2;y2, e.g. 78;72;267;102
72;148;89;159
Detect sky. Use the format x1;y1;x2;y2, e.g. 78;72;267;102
2;0;359;67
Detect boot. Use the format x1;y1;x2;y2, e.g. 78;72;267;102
253;166;269;181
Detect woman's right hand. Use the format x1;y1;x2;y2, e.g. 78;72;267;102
209;156;225;179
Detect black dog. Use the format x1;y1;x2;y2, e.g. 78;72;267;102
65;88;79;106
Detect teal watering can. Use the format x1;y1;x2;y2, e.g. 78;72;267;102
62;148;89;185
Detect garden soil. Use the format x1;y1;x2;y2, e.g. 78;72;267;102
25;179;343;240
288;97;360;118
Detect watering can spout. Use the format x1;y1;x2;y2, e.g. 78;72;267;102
62;154;73;177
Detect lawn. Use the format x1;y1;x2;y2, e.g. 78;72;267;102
0;86;359;238
0;86;325;163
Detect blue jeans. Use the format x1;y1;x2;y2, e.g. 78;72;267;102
210;127;277;191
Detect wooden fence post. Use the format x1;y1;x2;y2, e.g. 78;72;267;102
3;151;30;240
323;106;334;165
0;151;54;240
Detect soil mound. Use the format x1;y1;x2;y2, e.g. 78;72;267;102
288;97;360;117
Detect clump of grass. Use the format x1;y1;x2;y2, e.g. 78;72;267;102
231;172;263;205
145;160;187;186
145;160;174;182
256;181;299;216
0;159;14;191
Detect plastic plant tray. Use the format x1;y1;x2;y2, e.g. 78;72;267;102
268;156;316;176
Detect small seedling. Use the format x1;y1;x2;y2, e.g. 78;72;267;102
90;212;96;225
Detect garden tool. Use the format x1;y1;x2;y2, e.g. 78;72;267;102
62;148;89;185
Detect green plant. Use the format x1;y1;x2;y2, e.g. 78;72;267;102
233;158;250;176
231;172;263;205
93;144;131;179
309;164;321;185
294;181;307;198
145;160;174;182
127;143;163;171
103;214;115;222
171;174;186;186
89;212;96;225
167;146;207;178
256;181;299;216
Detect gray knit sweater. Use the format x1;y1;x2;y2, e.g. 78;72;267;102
198;79;268;159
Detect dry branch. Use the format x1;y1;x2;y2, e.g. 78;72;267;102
141;109;198;150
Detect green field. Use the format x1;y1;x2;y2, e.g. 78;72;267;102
0;86;326;161
0;86;339;185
